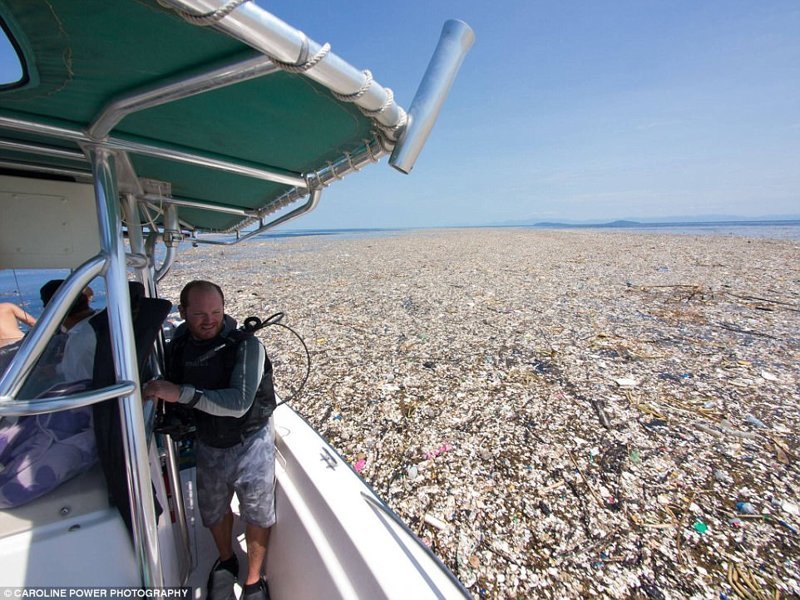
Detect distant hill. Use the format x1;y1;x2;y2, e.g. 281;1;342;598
496;214;800;228
533;219;643;228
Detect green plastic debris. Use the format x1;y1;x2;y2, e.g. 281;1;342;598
692;520;708;534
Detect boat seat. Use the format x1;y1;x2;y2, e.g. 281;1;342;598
0;461;139;586
0;462;110;539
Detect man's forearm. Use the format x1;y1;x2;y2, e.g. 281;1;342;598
160;337;266;418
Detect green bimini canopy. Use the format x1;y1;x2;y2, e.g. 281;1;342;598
0;0;416;233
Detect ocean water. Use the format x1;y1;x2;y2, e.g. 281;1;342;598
0;268;107;322
258;221;800;241
254;227;411;242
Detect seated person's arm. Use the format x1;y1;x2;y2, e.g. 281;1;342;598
13;304;37;328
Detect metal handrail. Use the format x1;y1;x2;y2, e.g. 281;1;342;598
0;160;92;181
191;187;321;245
123;196;191;583
0;382;137;417
160;434;192;583
102;137;305;188
146;204;180;282
142;194;257;217
0;139;87;161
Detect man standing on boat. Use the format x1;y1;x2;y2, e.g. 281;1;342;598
144;280;276;600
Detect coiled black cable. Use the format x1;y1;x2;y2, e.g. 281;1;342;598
243;313;311;406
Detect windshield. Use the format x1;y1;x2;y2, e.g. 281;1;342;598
0;21;23;86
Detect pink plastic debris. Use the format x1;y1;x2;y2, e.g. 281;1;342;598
353;459;367;473
424;442;453;460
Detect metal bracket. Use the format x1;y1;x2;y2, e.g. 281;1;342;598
140;178;173;197
320;447;338;470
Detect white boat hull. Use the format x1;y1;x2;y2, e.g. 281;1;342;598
185;404;468;599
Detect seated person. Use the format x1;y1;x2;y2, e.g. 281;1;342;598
1;281;168;516
39;279;96;332
4;282;97;397
34;280;95;384
0;303;33;377
0;302;36;348
0;283;100;509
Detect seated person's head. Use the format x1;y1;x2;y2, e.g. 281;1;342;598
39;280;64;308
40;280;94;327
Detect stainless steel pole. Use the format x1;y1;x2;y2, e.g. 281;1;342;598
389;20;475;174
0;115;306;188
192;188;322;246
159;0;407;137
87;145;164;587
161;435;193;582
90;54;279;140
123;193;149;285
154;204;180;283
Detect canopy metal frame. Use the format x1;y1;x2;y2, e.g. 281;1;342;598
0;113;306;189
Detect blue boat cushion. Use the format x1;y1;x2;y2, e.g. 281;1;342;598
0;381;97;509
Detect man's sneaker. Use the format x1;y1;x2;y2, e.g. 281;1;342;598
241;577;270;600
206;555;239;600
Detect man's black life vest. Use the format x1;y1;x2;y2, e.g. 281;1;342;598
166;328;276;449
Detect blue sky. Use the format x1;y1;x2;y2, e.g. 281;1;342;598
2;1;799;228
270;0;800;227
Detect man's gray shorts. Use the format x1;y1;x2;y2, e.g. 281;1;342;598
196;422;276;529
